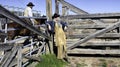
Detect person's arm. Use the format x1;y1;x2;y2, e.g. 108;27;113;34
61;21;68;31
45;21;51;31
64;26;67;31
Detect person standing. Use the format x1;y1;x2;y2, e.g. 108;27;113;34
24;2;37;25
24;2;34;17
46;13;68;60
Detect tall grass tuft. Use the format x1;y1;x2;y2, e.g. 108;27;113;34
36;54;68;67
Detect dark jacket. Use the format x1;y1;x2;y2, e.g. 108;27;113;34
46;21;67;34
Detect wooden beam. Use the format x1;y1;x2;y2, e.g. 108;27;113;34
67;20;120;50
69;24;109;29
0;5;51;40
9;58;17;67
46;0;52;20
59;0;104;25
0;32;7;36
17;46;22;67
24;56;41;62
0;45;13;51
82;41;120;46
62;5;67;16
68;33;120;39
59;0;88;14
67;48;120;55
1;46;18;67
5;36;28;44
67;41;120;47
62;13;120;19
55;0;59;14
19;16;47;19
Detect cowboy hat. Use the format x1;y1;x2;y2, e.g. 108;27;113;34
27;2;35;6
52;13;60;19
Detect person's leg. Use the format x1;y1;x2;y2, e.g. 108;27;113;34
63;44;70;63
57;46;63;59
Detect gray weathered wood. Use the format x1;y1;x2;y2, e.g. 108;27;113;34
9;58;17;67
55;0;59;14
17;46;22;67
67;41;120;47
62;13;120;19
24;56;41;62
5;36;29;44
0;5;51;40
59;0;105;25
36;42;46;56
46;0;52;20
69;24;109;29
68;33;120;39
67;48;120;55
82;41;120;46
59;0;88;14
0;32;7;36
19;16;47;19
0;45;13;51
1;46;18;67
67;20;120;50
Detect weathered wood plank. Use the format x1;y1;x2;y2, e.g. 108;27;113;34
17;46;22;67
0;5;51;40
1;46;18;67
46;0;52;20
62;13;120;19
68;33;120;38
82;41;120;46
0;32;7;36
67;20;120;50
24;56;41;62
5;36;29;44
9;58;17;67
55;0;59;14
67;41;120;47
19;16;47;19
67;49;120;55
59;0;105;25
59;0;88;14
0;45;13;51
69;24;109;29
59;0;106;25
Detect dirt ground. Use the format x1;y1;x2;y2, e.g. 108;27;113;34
67;56;120;67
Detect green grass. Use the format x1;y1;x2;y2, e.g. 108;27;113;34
35;54;68;67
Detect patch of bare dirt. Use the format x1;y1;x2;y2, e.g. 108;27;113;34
67;56;120;67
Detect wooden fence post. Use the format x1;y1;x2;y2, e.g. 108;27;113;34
46;0;54;54
17;46;22;67
46;0;52;20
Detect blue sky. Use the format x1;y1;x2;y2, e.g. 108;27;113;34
0;0;120;15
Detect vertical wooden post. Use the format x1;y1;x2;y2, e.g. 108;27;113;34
0;19;2;30
46;0;54;54
62;0;67;16
55;0;59;14
17;46;22;67
62;5;67;16
46;0;52;20
118;19;120;43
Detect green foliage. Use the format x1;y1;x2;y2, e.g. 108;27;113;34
36;54;67;67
